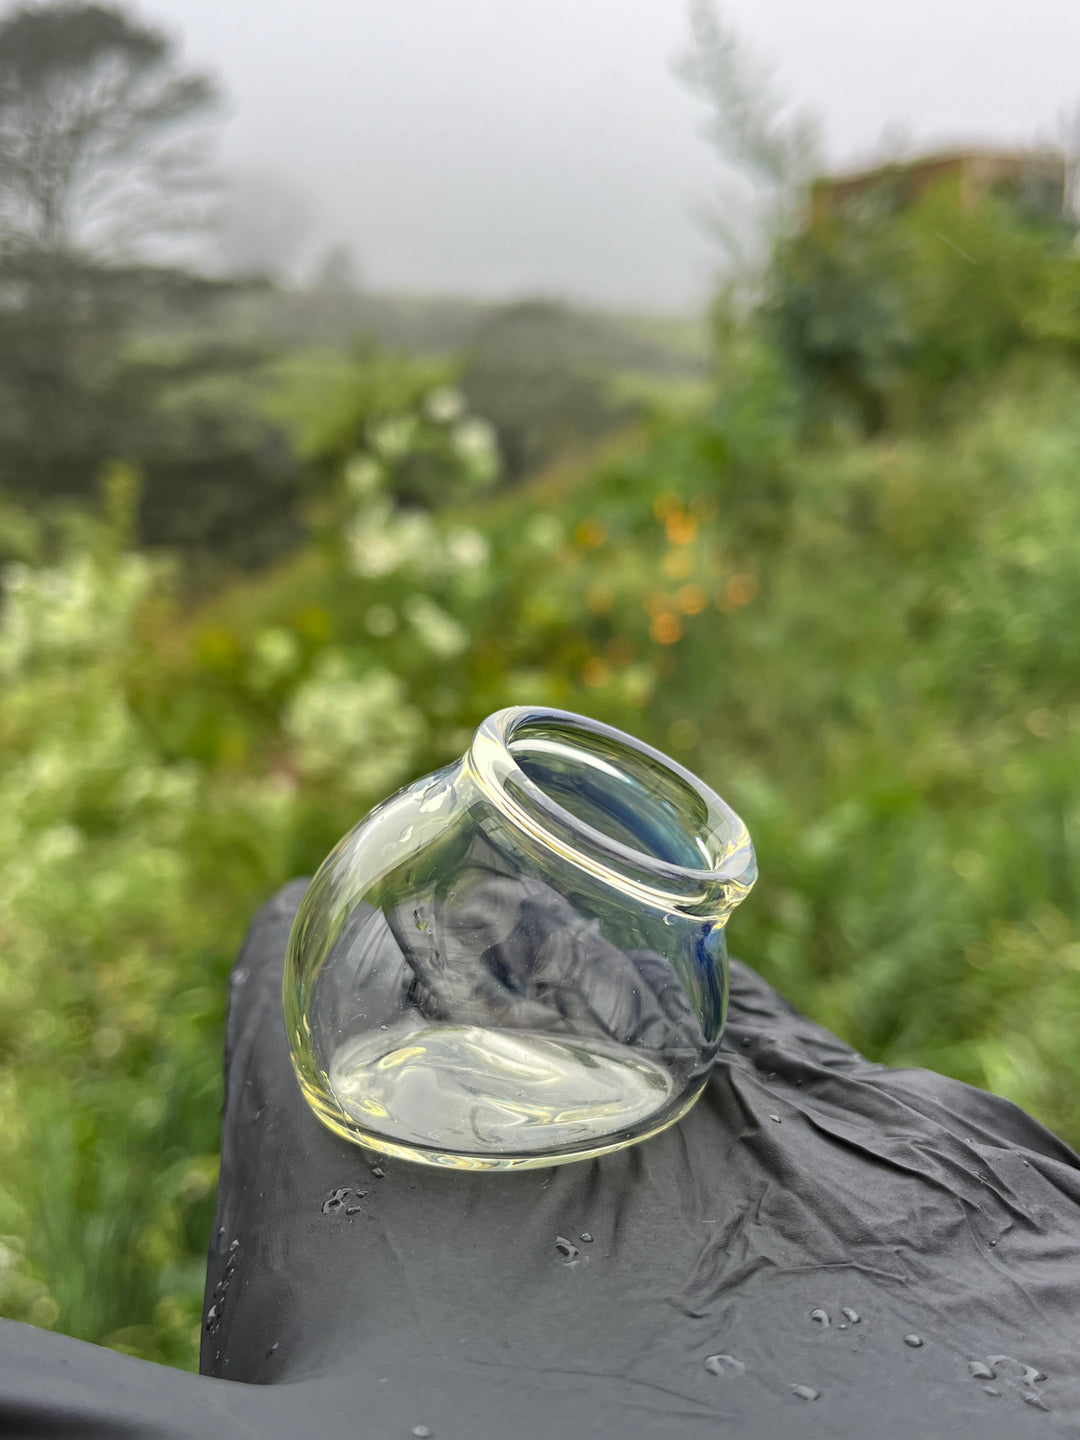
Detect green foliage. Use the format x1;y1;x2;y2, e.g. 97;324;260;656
2;182;1079;1379
770;184;1080;432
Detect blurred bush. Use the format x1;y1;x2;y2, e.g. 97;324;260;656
0;179;1078;1374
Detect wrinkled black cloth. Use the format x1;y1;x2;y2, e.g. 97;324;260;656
3;880;1080;1438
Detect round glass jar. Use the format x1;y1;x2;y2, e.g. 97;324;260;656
284;707;756;1169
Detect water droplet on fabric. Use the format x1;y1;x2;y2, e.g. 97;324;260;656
766;1071;777;1082
266;1343;279;1358
371;1166;385;1178
740;1036;751;1047
789;1384;820;1402
986;1357;1044;1386
346;1205;362;1215
205;1304;219;1329
398;826;414;843
810;1308;830;1327
322;1188;349;1214
704;1354;746;1377
217;1226;225;1238
968;1361;995;1380
904;1334;924;1348
411;1426;433;1438
989;1239;997;1247
770;1114;781;1123
795;1077;804;1087
413;910;429;932
555;1236;580;1263
983;1386;1000;1397
1022;1392;1050;1412
1021;1158;1030;1167
229;1239;239;1251
841;1307;860;1324
579;1232;593;1243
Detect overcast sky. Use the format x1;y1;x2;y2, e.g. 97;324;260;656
143;0;1080;311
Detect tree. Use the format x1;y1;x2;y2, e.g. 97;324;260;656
674;0;818;283
0;1;218;262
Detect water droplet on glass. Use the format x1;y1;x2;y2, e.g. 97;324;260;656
662;914;677;927
1022;1392;1050;1412
810;1308;830;1327
419;785;445;812
579;1232;593;1243
398;825;414;843
412;1427;433;1438
704;1354;746;1377
789;1384;820;1402
903;1334;924;1348
371;1166;385;1178
322;1188;349;1214
413;909;429;932
770;1114;781;1123
841;1307;860;1324
968;1361;995;1381
555;1236;580;1263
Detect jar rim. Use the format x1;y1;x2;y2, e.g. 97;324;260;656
468;706;756;911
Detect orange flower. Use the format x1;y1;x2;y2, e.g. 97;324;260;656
649;612;684;646
665;513;698;547
574;518;607;549
717;573;758;611
676;584;707;615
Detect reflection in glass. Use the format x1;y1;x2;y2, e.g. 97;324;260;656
285;708;756;1169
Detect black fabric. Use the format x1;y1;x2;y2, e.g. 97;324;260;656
3;880;1080;1438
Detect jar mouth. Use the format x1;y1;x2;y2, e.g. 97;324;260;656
468;707;756;912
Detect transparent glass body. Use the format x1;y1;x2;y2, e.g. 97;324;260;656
284;708;756;1170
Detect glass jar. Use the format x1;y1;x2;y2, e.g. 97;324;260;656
284;707;756;1169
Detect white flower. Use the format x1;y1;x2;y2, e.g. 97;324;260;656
444;527;490;571
346;502;436;579
425;387;466;423
344;455;383;498
451;417;499;484
403;595;469;658
369;415;417;460
364;604;398;637
283;653;424;793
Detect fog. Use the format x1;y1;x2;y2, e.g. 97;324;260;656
145;0;1080;310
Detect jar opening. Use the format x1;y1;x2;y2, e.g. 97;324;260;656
469;707;755;909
